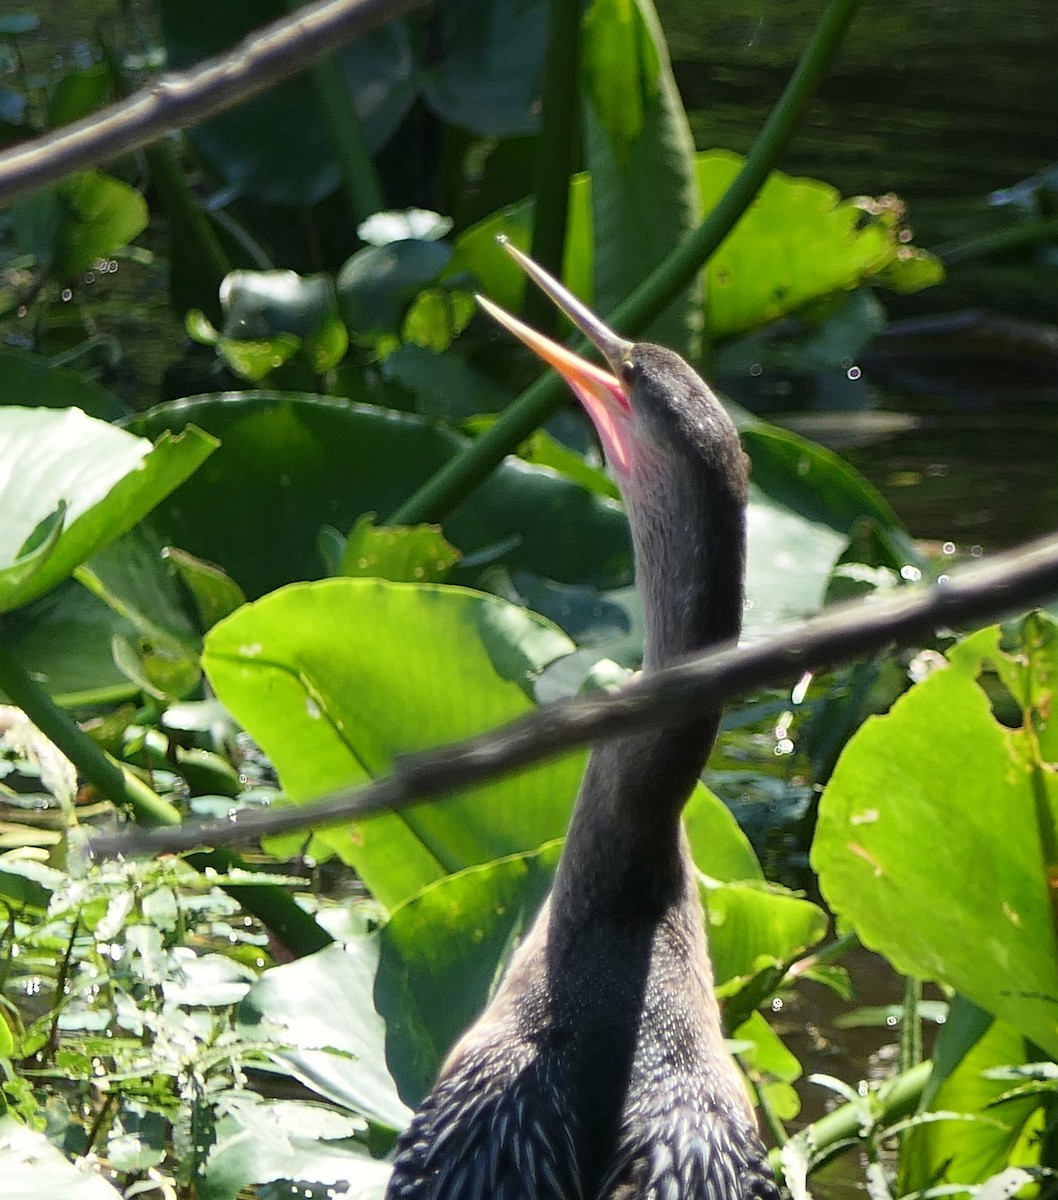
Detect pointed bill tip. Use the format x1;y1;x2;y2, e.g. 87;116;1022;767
492;236;634;370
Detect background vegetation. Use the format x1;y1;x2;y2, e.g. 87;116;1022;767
0;1;1056;1198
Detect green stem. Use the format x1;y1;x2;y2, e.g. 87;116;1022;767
190;850;334;956
523;0;583;336
389;0;863;526
768;1060;932;1176
754;1074;790;1148
0;636;181;827
900;975;922;1073
0;634;331;957
280;0;384;223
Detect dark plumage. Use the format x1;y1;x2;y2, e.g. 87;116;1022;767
386;241;777;1200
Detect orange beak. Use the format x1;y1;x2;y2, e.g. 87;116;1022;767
477;238;636;476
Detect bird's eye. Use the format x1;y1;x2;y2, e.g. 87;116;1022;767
621;360;636;385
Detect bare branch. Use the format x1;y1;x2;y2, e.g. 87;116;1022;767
0;0;429;207
87;532;1058;861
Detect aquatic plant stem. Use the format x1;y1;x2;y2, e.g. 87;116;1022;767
279;0;385;222
523;0;583;336
768;1060;932;1175
0;638;181;827
0;636;331;956
389;0;863;525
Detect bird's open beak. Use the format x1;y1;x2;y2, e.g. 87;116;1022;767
476;237;636;475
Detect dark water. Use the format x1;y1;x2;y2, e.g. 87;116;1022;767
659;0;1058;552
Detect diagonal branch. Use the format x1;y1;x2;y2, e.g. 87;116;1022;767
88;532;1058;861
0;0;429;207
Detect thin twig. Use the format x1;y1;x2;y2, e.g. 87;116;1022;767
89;532;1058;861
0;0;429;206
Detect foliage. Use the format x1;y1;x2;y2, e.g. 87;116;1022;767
0;0;1051;1198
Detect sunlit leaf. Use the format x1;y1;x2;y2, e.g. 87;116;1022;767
238;941;411;1130
585;0;700;354
339;514;460;583
203;579;585;905
698;151;938;338
900;1001;1041;1190
0;408;215;615
814;613;1058;1058
0;1112;123;1199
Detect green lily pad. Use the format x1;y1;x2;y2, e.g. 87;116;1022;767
698;150;941;338
203;578;586;906
813;614;1058;1058
0;408;216;614
131;392;631;597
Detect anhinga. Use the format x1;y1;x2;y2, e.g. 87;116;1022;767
386;240;777;1200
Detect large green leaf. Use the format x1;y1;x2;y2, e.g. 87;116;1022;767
131;393;631;597
813;614;1058;1057
704;879;826;991
202;579;586;906
238;940;411;1131
377;842;562;1103
698;150;938;338
377;783;817;1103
900;1000;1041;1191
2;581;140;705
0;408;216;614
583;0;701;355
420;0;548;137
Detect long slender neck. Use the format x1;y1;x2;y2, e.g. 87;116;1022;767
553;422;747;922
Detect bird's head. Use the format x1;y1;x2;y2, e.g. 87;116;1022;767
477;236;743;498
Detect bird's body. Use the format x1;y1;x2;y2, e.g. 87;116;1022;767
386;247;778;1200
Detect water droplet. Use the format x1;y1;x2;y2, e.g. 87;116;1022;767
900;564;922;582
942;541;955;555
61;288;73;302
846;365;861;381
